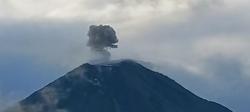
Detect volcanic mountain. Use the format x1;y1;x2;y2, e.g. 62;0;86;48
6;60;232;112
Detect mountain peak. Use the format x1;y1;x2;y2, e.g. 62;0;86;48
6;60;232;112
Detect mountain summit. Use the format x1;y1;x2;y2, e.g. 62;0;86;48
6;60;232;112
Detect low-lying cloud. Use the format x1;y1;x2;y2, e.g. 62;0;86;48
3;87;69;112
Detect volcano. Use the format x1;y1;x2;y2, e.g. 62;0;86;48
5;60;232;112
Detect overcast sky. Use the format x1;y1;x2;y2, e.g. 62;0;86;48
0;0;250;112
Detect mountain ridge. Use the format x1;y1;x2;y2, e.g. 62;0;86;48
5;59;232;112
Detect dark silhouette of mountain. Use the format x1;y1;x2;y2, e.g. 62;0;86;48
6;60;232;112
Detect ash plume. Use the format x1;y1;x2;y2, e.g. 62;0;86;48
87;25;118;61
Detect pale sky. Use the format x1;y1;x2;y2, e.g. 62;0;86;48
0;0;250;112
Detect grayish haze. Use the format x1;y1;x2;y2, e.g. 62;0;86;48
0;0;249;112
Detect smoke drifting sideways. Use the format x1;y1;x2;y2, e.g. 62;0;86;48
87;25;118;62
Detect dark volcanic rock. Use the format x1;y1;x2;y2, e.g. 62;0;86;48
6;60;232;112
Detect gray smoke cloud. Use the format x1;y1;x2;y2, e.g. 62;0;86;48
87;25;118;61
